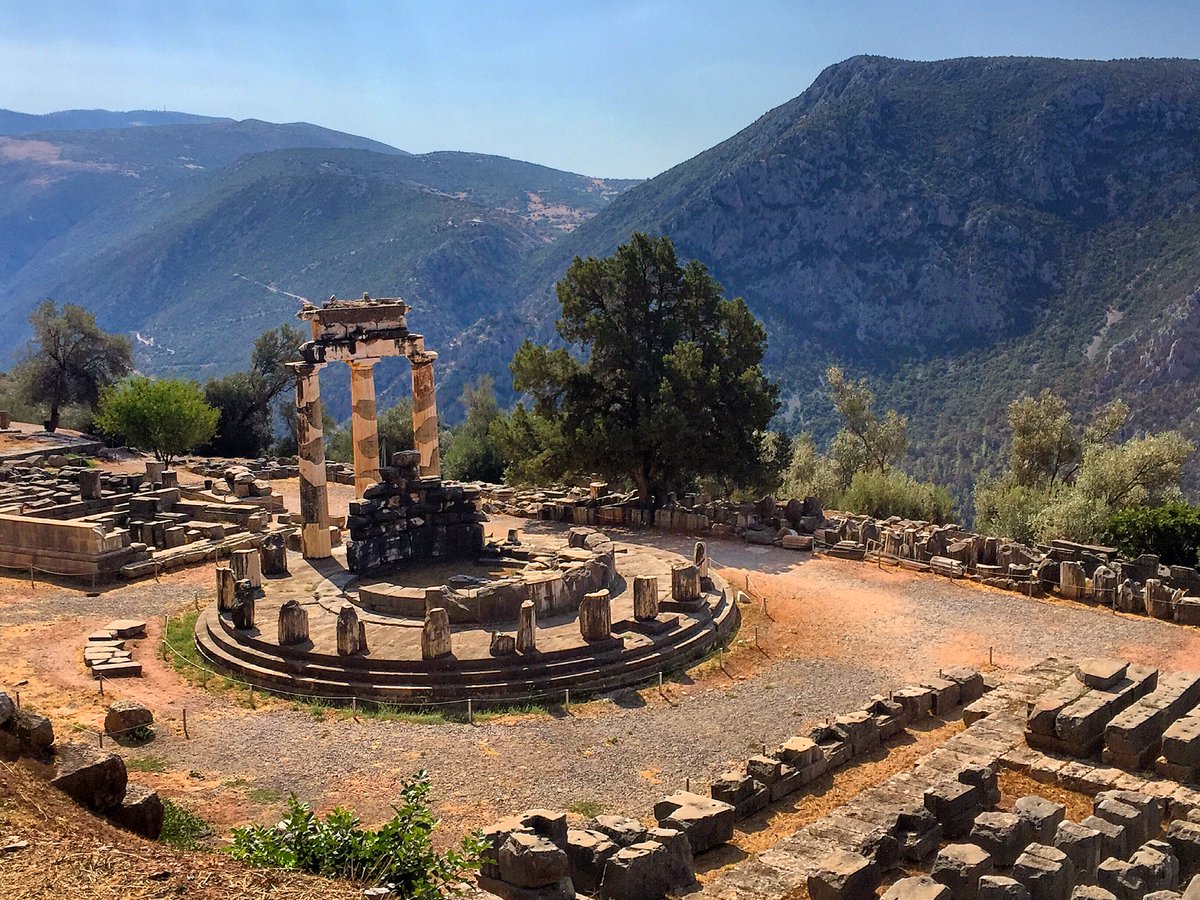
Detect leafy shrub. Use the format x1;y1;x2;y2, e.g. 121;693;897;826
228;771;485;895
1105;502;1200;567
840;469;954;524
161;799;212;850
973;478;1054;544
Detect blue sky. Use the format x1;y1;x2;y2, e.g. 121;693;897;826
3;1;1199;178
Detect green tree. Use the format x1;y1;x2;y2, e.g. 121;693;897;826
442;376;505;483
826;366;908;474
96;377;218;466
12;300;132;432
203;324;303;458
781;432;843;503
377;398;414;460
509;233;779;504
975;390;1195;543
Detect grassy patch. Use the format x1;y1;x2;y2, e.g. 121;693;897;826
126;754;169;774
247;786;284;804
160;799;212;850
567;799;604;818
162;609;213;688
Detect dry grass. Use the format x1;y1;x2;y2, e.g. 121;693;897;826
0;760;361;900
997;768;1095;822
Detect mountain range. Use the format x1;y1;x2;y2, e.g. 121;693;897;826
3;55;1200;499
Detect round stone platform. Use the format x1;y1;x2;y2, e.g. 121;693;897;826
194;535;740;705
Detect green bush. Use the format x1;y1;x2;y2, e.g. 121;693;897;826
161;799;212;850
1105;502;1200;567
228;771;485;895
840;469;955;524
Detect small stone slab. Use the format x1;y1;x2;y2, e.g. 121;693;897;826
884;875;952;899
91;661;142;679
1077;659;1129;690
104;620;147;639
87;630;118;643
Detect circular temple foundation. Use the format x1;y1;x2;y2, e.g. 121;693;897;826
194;529;740;705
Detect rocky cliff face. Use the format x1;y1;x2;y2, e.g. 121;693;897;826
440;56;1200;495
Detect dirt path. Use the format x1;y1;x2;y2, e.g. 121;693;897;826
4;513;1200;846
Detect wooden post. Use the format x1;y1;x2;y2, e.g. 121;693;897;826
98;675;104;696
467;698;473;725
183;708;189;739
352;696;358;722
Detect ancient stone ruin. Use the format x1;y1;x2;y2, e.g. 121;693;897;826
288;294;443;560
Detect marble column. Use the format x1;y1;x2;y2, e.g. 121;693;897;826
349;359;381;497
293;362;332;559
410;351;441;478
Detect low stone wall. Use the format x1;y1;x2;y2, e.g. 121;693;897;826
0;513;134;575
357;529;615;624
478;484;1200;629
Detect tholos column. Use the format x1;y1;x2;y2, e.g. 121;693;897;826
410;351;441;478
293;362;332;559
349;359;381;497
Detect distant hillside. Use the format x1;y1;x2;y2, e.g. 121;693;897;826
0;108;232;134
0;114;637;419
439;55;1200;498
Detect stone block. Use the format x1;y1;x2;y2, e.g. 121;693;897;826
834;710;881;755
1094;798;1147;850
971;811;1035;867
1069;889;1117;900
1095;790;1164;834
1097;858;1143;900
6;709;54;754
1082;815;1130;861
1129;840;1181;894
103;700;152;737
49;742;128;812
811;724;852;770
1166;819;1200;879
590;815;648;848
599;841;671;900
645;826;695;890
895;686;935;721
978;876;1032;899
865;696;908;739
566;828;617;895
959;763;1001;808
499;831;569;888
807;850;880;900
1016;797;1068;846
1055;820;1103;884
579;589;612;642
1012;843;1076;900
925;781;983;832
979;883;1036;900
632;575;658;620
945;667;987;703
710;769;769;819
278;599;309;645
1163;714;1200;767
652;791;734;854
422;607;453;659
923;676;962;716
109;782;164;839
931;842;994;900
884;875;953;899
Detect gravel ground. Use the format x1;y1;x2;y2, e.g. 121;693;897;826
4;518;1200;845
